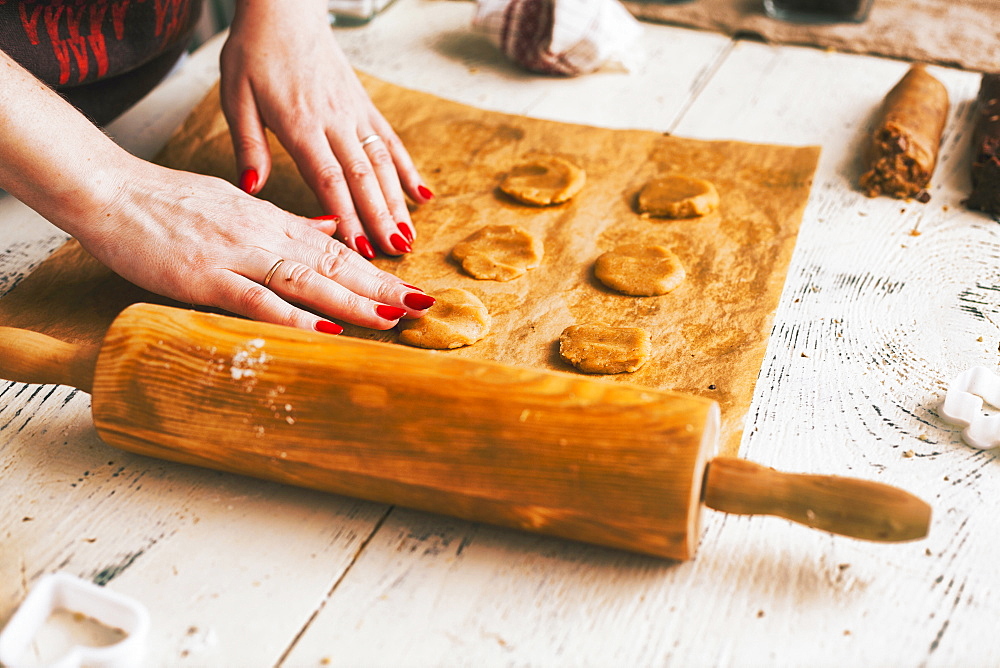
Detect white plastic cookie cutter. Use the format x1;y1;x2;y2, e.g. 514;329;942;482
941;365;1000;450
0;572;149;668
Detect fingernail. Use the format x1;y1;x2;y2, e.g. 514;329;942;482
403;292;436;310
312;214;341;222
402;283;423;291
315;320;344;335
376;304;407;320
389;233;412;253
418;185;434;200
355;235;376;260
239;168;258;194
397;223;414;244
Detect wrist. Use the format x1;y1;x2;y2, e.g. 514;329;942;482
9;134;142;243
231;0;329;31
60;149;152;244
0;48;145;240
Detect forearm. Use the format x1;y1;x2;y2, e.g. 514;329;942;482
0;48;136;238
0;19;433;332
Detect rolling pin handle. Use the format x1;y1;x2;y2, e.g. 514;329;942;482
701;457;931;543
0;326;99;393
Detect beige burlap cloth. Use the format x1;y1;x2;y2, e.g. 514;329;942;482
624;0;1000;72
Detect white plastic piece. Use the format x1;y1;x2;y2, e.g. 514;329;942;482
940;366;1000;450
0;572;149;668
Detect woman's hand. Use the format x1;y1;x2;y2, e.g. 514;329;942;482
219;0;433;260
0;39;434;334
80;159;436;332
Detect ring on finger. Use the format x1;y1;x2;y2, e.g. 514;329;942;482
263;258;285;288
359;134;382;149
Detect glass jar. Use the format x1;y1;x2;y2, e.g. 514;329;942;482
763;0;874;23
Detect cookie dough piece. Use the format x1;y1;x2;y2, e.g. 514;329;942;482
499;155;586;206
637;175;719;218
594;244;686;297
859;64;948;201
398;288;491;349
558;324;652;374
451;224;543;281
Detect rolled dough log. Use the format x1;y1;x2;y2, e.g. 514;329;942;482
858;64;948;202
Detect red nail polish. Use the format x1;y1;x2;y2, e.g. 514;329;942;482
418;185;434;200
312;214;341;222
315;320;344;335
402;283;423;291
239;168;258;194
397;223;414;244
403;292;436;310
389;233;412;253
376;304;407;320
355;235;376;260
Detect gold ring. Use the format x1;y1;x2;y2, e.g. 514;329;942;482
263;259;284;288
360;134;382;148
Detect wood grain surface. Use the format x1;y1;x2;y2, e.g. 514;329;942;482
0;75;819;457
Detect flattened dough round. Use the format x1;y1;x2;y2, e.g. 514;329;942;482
500;155;586;206
451;224;543;281
637;174;719;218
594;244;686;296
398;288;491;349
558;323;652;374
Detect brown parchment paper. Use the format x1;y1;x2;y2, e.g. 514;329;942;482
624;0;1000;73
0;73;819;455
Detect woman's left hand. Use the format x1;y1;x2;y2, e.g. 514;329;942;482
219;0;432;260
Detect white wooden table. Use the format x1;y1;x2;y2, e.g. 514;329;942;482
3;2;998;665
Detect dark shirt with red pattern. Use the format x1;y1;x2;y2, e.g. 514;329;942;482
0;0;204;124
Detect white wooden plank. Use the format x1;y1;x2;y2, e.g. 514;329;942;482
0;381;391;665
0;198;66;299
279;508;970;667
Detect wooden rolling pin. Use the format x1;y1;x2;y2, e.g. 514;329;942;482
0;303;931;560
